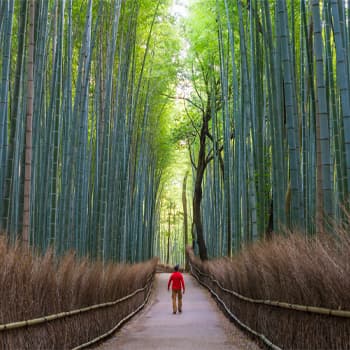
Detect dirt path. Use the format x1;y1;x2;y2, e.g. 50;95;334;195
96;273;261;350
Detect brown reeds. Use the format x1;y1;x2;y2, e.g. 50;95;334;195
188;230;350;350
0;237;157;349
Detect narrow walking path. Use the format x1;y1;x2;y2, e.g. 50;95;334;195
96;273;261;350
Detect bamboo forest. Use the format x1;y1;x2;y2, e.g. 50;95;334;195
1;0;350;349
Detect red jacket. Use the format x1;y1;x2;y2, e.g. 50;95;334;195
168;271;185;291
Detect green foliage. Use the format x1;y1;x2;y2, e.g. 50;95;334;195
186;0;218;59
2;0;350;263
165;0;350;260
0;0;181;263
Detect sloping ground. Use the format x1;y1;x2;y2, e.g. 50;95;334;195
96;273;260;350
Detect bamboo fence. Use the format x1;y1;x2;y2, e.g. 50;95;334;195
190;263;350;318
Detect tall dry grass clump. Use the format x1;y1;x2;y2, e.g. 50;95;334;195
0;236;157;349
188;229;350;349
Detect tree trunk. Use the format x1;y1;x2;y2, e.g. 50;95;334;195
193;112;209;261
266;200;273;239
166;205;171;265
22;0;35;245
193;185;207;260
182;171;189;269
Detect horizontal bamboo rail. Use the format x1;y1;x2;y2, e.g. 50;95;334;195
189;263;281;350
190;262;350;318
73;277;154;349
0;273;154;331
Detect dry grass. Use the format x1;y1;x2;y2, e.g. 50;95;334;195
188;229;350;349
0;236;157;349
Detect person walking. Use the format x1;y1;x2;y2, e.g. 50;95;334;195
167;264;185;314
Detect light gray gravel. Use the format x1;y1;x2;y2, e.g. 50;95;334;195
96;273;261;350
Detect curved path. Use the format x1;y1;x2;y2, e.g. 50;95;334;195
96;273;261;350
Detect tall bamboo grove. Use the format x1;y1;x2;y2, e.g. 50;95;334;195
0;0;177;262
183;0;350;259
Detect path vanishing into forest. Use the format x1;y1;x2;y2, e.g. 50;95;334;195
96;273;260;350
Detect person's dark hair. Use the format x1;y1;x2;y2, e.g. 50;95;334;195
174;264;179;271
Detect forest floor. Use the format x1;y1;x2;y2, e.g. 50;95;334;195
95;273;261;350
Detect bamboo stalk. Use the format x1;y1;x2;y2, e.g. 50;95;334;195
22;0;35;245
